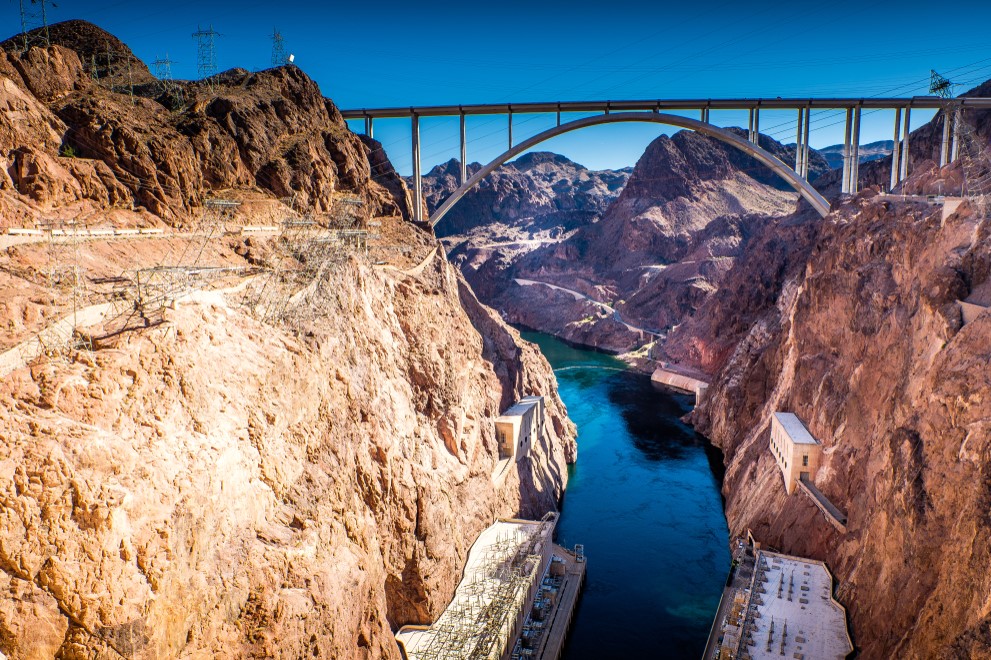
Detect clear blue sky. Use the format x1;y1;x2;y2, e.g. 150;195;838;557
11;0;991;175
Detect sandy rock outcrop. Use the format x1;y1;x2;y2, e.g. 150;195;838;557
0;250;575;659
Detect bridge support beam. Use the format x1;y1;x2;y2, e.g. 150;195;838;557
841;108;853;194
364;116;373;140
412;114;422;224
940;109;952;167
951;108;961;162
801;107;810;179
460;112;467;186
890;108;902;191
899;106;911;183
850;105;861;194
508;111;513;150
795;108;805;176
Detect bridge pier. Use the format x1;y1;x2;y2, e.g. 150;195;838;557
747;108;759;144
460;112;467;186
841;108;853;194
364;116;373;140
795;109;804;173
850;105;861;193
890;108;902;191
508;110;513;150
951;108;960;162
412;114;422;224
899;106;911;183
940;109;952;167
801;107;810;179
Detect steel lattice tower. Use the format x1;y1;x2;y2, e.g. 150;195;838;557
271;28;288;67
17;0;51;53
192;24;220;89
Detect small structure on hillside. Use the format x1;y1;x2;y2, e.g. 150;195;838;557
495;396;544;462
770;412;848;532
770;412;821;495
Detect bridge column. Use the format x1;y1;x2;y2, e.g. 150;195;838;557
460;112;467;186
412;113;422;224
747;108;755;143
753;107;759;144
939;108;951;167
850;105;862;194
801;107;811;179
841;108;853;194
951;108;960;162
890;108;902;191
364;116;373;140
899;106;911;182
795;109;804;173
508;110;513;150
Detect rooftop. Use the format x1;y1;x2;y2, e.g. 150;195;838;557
742;551;853;660
773;412;820;445
498;395;543;419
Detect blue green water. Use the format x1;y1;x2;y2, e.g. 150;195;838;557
519;330;730;659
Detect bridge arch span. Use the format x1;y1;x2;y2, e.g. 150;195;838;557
428;112;830;227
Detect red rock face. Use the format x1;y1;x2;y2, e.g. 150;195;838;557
692;187;991;658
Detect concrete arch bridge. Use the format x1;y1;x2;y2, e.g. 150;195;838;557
340;97;991;225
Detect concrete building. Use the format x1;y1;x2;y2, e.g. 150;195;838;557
495;396;544;462
770;412;822;495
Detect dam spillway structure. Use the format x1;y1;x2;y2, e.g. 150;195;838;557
396;512;585;660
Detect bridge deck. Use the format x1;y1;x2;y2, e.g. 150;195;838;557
341;96;991;119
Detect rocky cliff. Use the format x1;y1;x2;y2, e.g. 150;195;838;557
0;20;415;227
690;182;991;658
0;21;576;660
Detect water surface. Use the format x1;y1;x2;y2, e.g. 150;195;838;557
521;331;730;659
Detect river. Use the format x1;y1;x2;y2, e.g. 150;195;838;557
520;330;730;658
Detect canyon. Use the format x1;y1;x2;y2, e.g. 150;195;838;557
2;13;991;660
429;88;991;658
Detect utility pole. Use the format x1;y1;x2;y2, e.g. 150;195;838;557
192;24;220;91
271;28;287;67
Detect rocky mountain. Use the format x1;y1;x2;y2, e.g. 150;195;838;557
441;129;828;353
819;139;894;169
0;22;576;659
421;151;632;238
0;20;415;227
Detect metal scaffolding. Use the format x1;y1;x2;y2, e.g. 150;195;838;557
31;218;93;360
103;198;240;337
411;514;555;660
242;194;370;329
931;70;991;215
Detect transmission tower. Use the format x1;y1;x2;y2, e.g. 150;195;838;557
929;69;955;99
17;0;51;53
192;24;220;90
931;69;991;215
152;53;185;105
271;28;288;67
